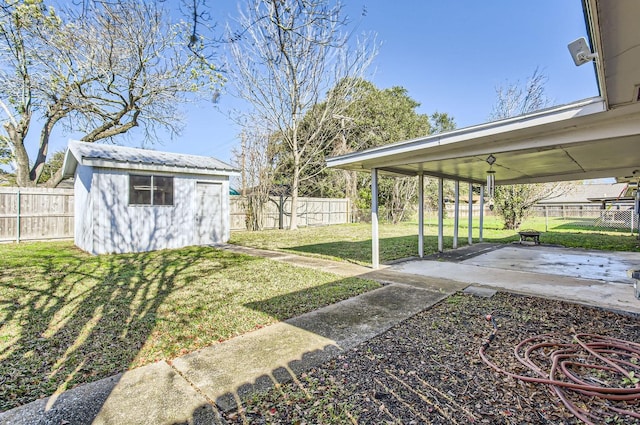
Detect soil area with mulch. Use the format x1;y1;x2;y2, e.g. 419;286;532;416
223;291;640;424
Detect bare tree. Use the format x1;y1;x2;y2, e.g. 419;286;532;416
492;183;568;229
0;0;220;187
489;67;550;121
489;68;573;229
226;0;376;229
231;119;277;230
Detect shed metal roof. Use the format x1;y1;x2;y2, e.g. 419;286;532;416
62;140;239;178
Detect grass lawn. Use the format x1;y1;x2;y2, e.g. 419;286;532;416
0;242;380;411
230;217;640;265
3;217;639;412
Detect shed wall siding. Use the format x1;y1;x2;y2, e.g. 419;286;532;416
88;169;229;254
74;164;94;253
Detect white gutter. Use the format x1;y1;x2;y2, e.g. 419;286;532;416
327;97;605;169
583;0;608;107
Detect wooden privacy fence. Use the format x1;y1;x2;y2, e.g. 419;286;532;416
0;190;350;241
0;188;74;242
230;196;351;230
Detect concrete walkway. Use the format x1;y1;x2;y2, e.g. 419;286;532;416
0;245;467;425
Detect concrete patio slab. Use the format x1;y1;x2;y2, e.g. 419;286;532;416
391;244;640;315
464;244;640;284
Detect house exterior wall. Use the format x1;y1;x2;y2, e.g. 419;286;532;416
78;168;230;255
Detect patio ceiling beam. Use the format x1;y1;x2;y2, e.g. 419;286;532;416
368;166;485;185
375;167;420;177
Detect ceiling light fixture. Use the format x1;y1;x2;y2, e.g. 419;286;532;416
486;154;496;199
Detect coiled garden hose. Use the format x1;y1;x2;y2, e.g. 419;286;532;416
479;313;640;424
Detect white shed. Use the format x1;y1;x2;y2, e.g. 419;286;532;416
62;140;239;255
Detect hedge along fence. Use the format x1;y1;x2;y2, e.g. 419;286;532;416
0;187;75;242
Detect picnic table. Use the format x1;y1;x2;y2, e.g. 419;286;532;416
518;230;541;245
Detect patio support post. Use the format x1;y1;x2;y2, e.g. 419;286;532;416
371;168;380;269
453;180;459;249
479;184;485;242
438;177;444;252
418;172;424;258
468;182;473;245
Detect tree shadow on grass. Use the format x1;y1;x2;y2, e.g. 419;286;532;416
284;234;516;264
0;245;211;417
206;275;448;418
244;278;381;322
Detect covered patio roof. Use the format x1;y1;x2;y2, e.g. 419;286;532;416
325;0;640;268
327;0;640;185
328;97;640;185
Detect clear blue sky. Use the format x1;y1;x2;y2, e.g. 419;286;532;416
48;0;599;166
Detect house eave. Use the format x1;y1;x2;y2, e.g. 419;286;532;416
326;97;605;172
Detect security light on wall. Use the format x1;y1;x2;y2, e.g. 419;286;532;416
568;37;598;66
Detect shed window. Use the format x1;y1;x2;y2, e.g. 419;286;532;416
129;175;173;206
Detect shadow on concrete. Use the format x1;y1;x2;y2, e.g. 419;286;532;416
419;242;508;262
214;345;343;414
188;278;463;415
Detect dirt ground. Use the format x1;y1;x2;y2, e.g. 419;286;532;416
223;291;640;424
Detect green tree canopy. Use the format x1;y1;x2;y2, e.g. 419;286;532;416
277;79;455;222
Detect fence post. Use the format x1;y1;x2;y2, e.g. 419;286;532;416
278;196;284;229
16;190;21;243
545;206;548;232
631;210;635;235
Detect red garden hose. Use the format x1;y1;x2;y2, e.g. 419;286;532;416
480;314;640;424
